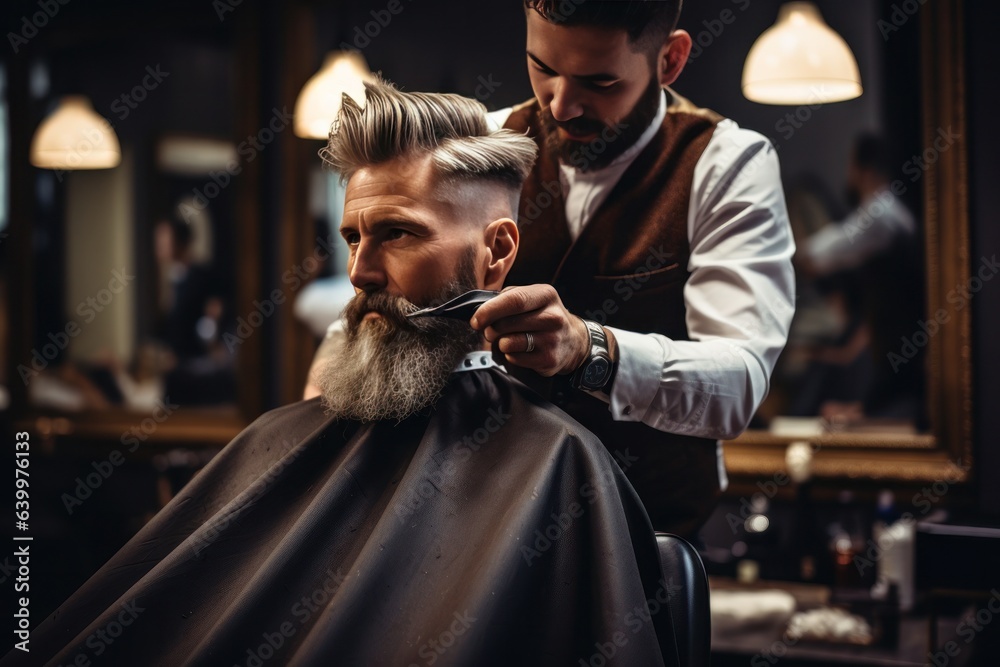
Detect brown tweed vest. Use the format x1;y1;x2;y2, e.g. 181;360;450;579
502;90;725;538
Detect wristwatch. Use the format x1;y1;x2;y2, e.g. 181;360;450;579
570;319;617;393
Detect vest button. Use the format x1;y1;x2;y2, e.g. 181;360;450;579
623;405;633;416
554;391;566;404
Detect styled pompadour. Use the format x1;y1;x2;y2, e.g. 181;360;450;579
320;77;537;192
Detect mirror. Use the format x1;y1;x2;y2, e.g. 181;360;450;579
681;0;969;482
687;1;928;436
21;56;241;418
149;136;241;407
6;5;263;444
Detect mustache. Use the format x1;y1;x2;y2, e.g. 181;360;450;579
541;110;606;138
342;287;478;338
342;291;420;335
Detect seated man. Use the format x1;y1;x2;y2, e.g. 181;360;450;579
5;79;677;667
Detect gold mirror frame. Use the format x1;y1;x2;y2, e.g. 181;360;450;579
723;0;971;483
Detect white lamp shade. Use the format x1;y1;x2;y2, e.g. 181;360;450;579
294;51;374;139
30;96;121;169
742;2;862;105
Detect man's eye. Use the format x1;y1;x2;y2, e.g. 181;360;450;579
386;228;410;241
587;81;618;92
343;233;360;246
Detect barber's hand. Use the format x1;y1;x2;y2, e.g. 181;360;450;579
470;285;590;377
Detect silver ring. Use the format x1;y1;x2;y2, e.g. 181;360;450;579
524;332;535;353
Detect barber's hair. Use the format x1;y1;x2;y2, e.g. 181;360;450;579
524;0;683;50
852;132;890;176
320;77;537;192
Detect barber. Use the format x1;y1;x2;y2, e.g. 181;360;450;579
470;0;796;538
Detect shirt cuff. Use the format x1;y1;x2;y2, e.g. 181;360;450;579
606;327;665;423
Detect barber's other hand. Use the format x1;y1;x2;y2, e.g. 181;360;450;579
470;285;589;377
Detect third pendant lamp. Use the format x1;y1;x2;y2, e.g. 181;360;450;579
742;2;862;105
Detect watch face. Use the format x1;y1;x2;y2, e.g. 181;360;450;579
583;357;611;388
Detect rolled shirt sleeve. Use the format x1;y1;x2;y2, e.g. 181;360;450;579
607;120;796;441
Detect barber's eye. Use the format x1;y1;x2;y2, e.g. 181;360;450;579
587;81;618;92
386;229;409;240
343;232;360;246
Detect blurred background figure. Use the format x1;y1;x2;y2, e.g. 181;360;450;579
790;133;924;425
153;202;236;405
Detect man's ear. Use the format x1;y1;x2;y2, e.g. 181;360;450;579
482;218;519;290
657;29;692;87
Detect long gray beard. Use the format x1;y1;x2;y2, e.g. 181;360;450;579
316;284;480;422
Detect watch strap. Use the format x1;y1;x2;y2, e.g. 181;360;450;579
572;319;617;393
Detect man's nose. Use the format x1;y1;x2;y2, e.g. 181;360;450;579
548;79;584;122
348;241;387;291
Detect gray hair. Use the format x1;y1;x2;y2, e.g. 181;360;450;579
320;77;537;192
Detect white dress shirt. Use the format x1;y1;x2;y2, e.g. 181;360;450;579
488;92;797;489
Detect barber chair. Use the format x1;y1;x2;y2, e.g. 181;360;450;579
656;532;711;666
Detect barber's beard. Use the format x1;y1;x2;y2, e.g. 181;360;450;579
539;76;662;172
316;266;481;422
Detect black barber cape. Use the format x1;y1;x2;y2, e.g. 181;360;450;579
4;367;678;667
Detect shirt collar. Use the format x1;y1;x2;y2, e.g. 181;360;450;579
452;350;506;374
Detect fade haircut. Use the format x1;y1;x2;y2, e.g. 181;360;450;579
320;77;537;202
524;0;683;54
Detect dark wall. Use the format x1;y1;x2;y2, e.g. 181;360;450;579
315;0;918;219
678;0;888;203
310;0;533;112
968;0;1000;516
0;3;956;289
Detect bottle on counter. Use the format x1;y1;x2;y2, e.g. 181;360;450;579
870;490;915;611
